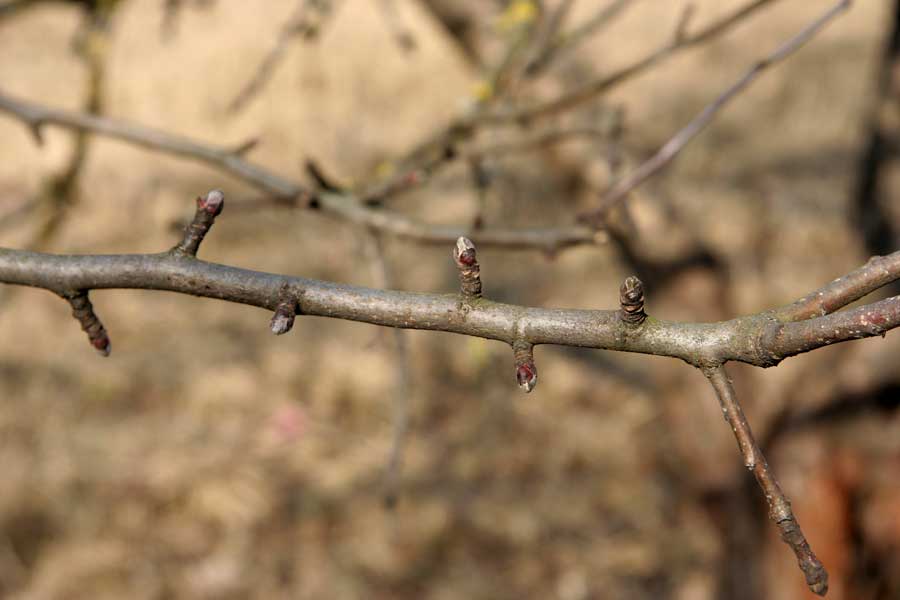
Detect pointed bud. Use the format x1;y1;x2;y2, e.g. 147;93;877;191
453;236;477;266
64;291;111;357
453;237;482;298
512;341;537;394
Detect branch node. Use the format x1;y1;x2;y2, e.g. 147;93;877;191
173;189;224;256
513;341;537;393
63;291;110;356
619;276;646;325
270;284;297;335
453;236;482;299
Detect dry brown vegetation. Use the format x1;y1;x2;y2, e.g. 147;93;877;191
1;1;899;599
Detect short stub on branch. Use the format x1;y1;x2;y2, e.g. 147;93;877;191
63;291;110;356
270;284;297;335
173;189;225;256
619;275;646;325
513;341;537;393
453;236;482;299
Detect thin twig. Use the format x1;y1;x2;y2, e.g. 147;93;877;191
578;0;851;225
0;89;600;252
460;122;618;160
523;0;576;77
479;0;784;124
773;252;900;322
227;0;342;113
363;232;412;509
375;0;417;52
525;0;636;76
705;366;828;596
357;0;786;211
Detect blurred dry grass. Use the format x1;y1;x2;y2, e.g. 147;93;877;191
1;1;899;599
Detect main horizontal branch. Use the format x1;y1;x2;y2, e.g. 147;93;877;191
1;245;897;368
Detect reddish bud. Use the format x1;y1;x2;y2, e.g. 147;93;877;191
199;189;225;216
516;364;536;393
91;335;111;357
453;237;477;266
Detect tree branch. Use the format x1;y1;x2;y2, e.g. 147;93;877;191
705;366;827;595
0;89;599;253
0;190;896;370
478;0;785;124
773;252;900;321
579;0;852;225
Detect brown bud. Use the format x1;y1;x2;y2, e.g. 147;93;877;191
619;276;646;325
270;289;297;335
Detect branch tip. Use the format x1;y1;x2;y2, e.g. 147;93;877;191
64;291;111;357
174;189;224;255
513;342;537;393
198;188;225;216
453;236;482;298
706;366;828;595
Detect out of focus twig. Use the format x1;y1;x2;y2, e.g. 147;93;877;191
480;0;783;124
579;0;852;225
376;0;416;51
525;0;636;76
363;232;412;509
227;0;342;113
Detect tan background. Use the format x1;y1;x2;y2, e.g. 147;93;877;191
0;1;898;599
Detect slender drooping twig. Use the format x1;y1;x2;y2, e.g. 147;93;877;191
706;366;828;595
579;0;852;225
0;89;599;253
